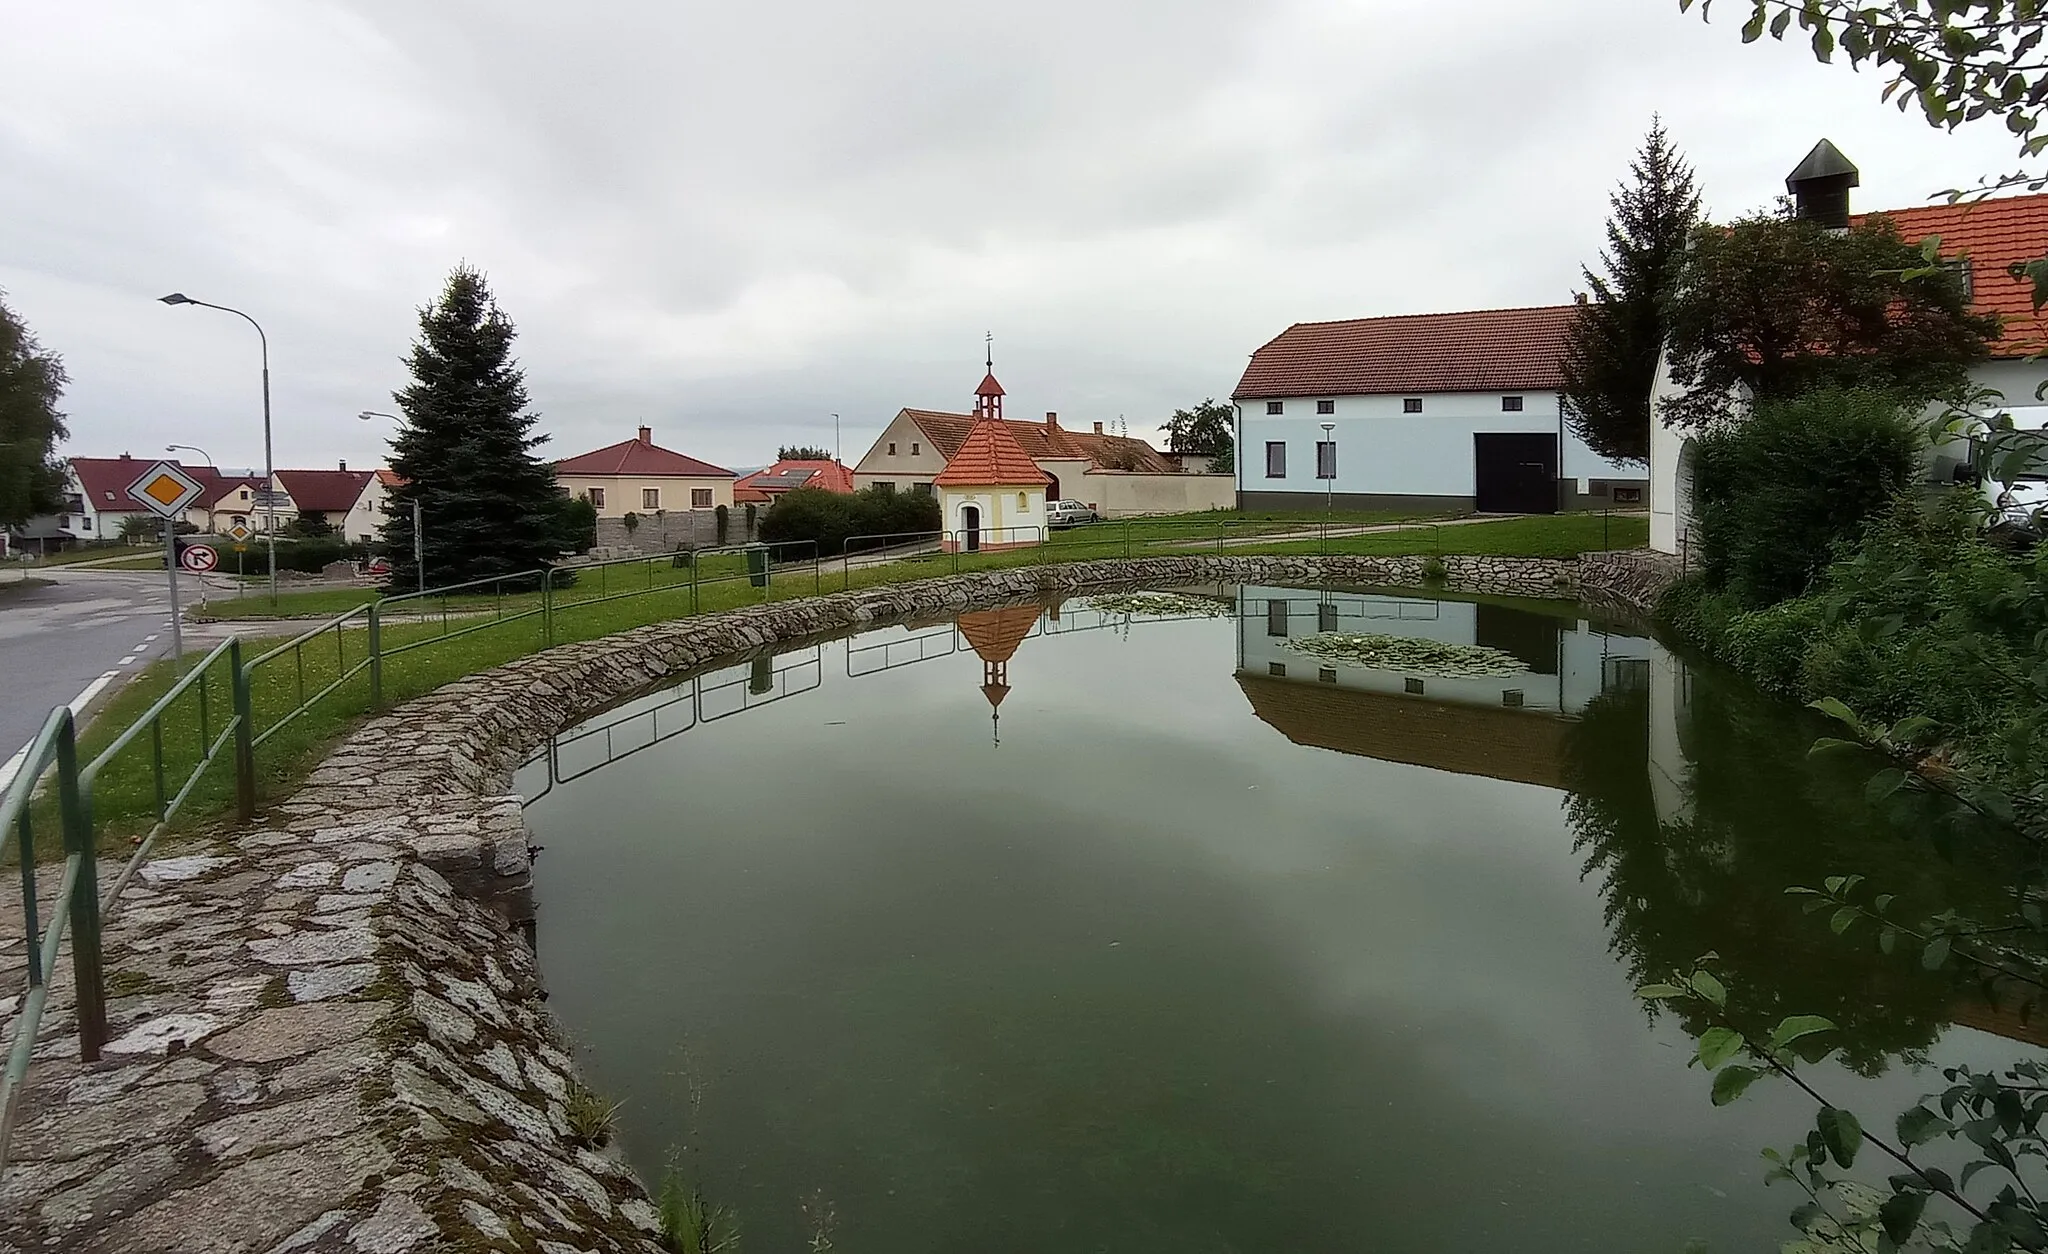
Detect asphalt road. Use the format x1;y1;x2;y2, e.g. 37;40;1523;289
0;567;234;789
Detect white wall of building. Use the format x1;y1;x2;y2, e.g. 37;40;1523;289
1235;390;1642;503
938;484;1046;546
341;477;387;544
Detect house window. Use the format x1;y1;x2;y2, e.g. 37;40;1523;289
1266;599;1288;637
1316;441;1337;480
1316;399;1335;415
1404;677;1425;695
1266;401;1284;415
874;481;895;495
1945;259;1974;301
1318;603;1338;632
1265;441;1286;478
1318;667;1338;684
1502;689;1526;708
1017;492;1027;509
911;483;933;496
1502;395;1524;412
691;488;713;509
888;442;898;455
1403;398;1423;414
911;442;921;456
231;515;246;528
642;488;660;509
81;517;92;531
1268;662;1287;677
1611;486;1643;504
588;487;605;510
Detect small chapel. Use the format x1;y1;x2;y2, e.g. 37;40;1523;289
934;356;1049;553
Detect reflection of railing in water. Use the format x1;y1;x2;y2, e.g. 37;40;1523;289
845;591;1241;679
522;646;822;804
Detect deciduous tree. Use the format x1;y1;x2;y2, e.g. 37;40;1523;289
0;291;69;530
1164;399;1234;473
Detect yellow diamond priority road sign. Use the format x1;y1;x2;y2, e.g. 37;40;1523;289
127;461;205;520
226;521;254;543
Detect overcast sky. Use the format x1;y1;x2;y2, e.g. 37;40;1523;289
1;1;2029;475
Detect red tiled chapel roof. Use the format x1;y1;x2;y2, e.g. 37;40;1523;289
932;418;1052;487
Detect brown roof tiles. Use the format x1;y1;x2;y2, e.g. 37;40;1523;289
1233;305;1578;401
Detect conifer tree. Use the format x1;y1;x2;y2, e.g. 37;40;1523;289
0;291;69;529
382;265;564;589
1560;119;1702;464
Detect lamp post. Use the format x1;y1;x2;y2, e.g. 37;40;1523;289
1319;420;1336;552
164;443;214;469
831;413;841;466
160;294;276;605
359;410;423;591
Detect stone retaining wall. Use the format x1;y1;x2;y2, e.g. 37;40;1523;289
1;552;1608;1252
1577;548;1683;618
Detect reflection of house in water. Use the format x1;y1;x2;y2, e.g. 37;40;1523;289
956;604;1041;745
1234;586;1663;787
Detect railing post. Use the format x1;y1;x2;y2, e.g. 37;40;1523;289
368;606;383;709
541;569;554;647
232;639;256;823
1123;520;1131;560
56;726;106;1061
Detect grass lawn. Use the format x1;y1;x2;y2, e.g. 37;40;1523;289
52;511;1647;849
18;544;148;567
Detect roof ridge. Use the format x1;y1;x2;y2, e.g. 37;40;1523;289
1284;304;1578;331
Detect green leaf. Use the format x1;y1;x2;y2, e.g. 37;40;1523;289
1817;1106;1862;1168
1879;1190;1928;1246
1690;969;1728;1008
1635;983;1685;1000
1830;906;1859;935
1712;1064;1764;1106
1809;697;1864;734
1880;925;1899;954
1925;936;1954;970
1897;1105;1954;1148
1770;1015;1837;1051
1865;768;1908;803
1741;8;1766;41
1698;1026;1745;1071
1770;8;1792;38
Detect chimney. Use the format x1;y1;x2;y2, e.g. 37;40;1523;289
338;459;348;472
1786;139;1859;231
1045;412;1059;429
637;425;652;444
120;452;131;460
1092;421;1103;435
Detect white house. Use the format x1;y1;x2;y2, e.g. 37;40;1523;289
1650;142;2048;555
1231;307;1646;514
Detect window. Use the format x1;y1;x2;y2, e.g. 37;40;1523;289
1318;667;1338;684
1318;603;1338;632
911;442;921;456
1315;399;1334;415
1017;492;1028;509
874;481;895;495
588;487;605;510
1945;258;1974;302
691;488;713;509
1265;441;1286;478
1403;398;1423;414
888;442;898;455
642;488;660;509
1611;486;1643;504
1268;662;1288;677
81;517;92;531
1603;657;1651;693
1266;599;1288;637
911;482;933;497
1266;401;1284;415
1502;395;1524;412
1316;441;1337;480
1502;689;1526;708
1404;677;1425;695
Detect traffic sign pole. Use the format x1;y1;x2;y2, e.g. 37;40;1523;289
163;527;183;662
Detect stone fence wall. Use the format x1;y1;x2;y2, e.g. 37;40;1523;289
1577;548;1683;618
3;552;1633;1253
591;509;757;553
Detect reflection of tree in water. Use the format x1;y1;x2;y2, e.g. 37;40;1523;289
1564;669;2026;1074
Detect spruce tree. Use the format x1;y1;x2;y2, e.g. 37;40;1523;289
1560;118;1701;465
0;291;70;530
382;265;564;590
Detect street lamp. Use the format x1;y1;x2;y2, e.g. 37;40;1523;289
358;410;423;591
164;443;214;469
160;293;277;605
831;413;841;465
1319;420;1336;550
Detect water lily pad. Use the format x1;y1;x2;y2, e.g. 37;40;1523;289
1082;592;1233;619
1281;632;1524;678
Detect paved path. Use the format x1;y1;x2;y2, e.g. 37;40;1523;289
0;570;239;792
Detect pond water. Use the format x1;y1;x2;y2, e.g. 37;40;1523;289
517;584;2029;1252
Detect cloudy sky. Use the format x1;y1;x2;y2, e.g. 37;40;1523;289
1;1;2028;475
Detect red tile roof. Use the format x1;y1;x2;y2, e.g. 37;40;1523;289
275;469;374;514
203;476;273;511
975;372;1005;398
1232;305;1578;400
554;432;734;478
1855;191;2048;355
69;457;225;513
732;459;857;503
375;468;406;488
957;604;1039;664
904;410;1177;474
932;417;1053;487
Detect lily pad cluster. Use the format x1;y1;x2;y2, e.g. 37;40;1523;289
1081;592;1233;619
1281;631;1525;678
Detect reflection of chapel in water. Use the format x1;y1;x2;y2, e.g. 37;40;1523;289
956;604;1040;745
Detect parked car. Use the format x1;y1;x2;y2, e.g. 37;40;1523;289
1047;499;1099;529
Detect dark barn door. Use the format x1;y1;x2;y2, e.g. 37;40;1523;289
1473;433;1558;514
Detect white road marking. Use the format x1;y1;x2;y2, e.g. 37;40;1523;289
0;670;120;796
119;655;139;665
143;634;159;643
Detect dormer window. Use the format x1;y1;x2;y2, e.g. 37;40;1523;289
1944;258;1974;302
1266;401;1283;415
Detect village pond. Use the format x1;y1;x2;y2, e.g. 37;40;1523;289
517;585;2038;1252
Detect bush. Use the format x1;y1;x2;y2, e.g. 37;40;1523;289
758;485;941;558
1719;595;1828;696
558;494;597;554
1691;387;1922;608
186;537;369;573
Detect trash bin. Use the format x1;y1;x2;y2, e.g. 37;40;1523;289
745;544;771;588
